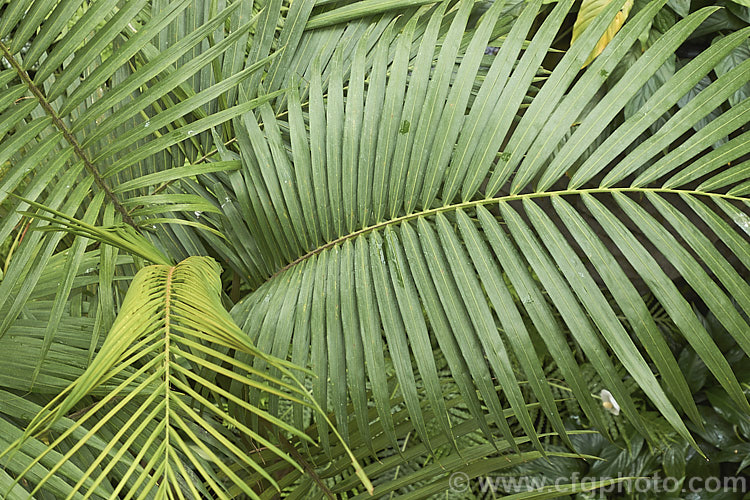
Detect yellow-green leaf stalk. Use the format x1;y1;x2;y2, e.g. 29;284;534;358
572;0;635;67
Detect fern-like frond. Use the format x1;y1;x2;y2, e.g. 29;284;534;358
0;256;338;499
223;0;750;466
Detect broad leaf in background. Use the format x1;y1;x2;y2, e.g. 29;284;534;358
715;37;750;106
613;31;677;136
728;2;750;23
668;0;690;18
677;75;726;147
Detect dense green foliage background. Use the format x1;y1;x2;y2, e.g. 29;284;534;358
1;0;750;498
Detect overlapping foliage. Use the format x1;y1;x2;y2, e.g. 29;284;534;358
1;0;749;497
1;256;348;499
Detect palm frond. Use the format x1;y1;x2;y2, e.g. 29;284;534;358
224;0;750;460
1;256;353;499
2;0;749;497
0;0;280;349
232;375;604;499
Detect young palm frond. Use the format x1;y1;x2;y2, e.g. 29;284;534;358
1;256;345;499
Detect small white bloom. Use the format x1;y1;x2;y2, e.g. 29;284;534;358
600;389;620;416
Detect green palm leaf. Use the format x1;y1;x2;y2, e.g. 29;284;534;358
222;0;750;464
2;0;749;497
230;373;598;498
0;0;282;352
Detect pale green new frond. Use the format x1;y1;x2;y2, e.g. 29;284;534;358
1;257;326;499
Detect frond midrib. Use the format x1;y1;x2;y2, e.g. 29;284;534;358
0;40;136;228
162;264;175;489
269;186;746;279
